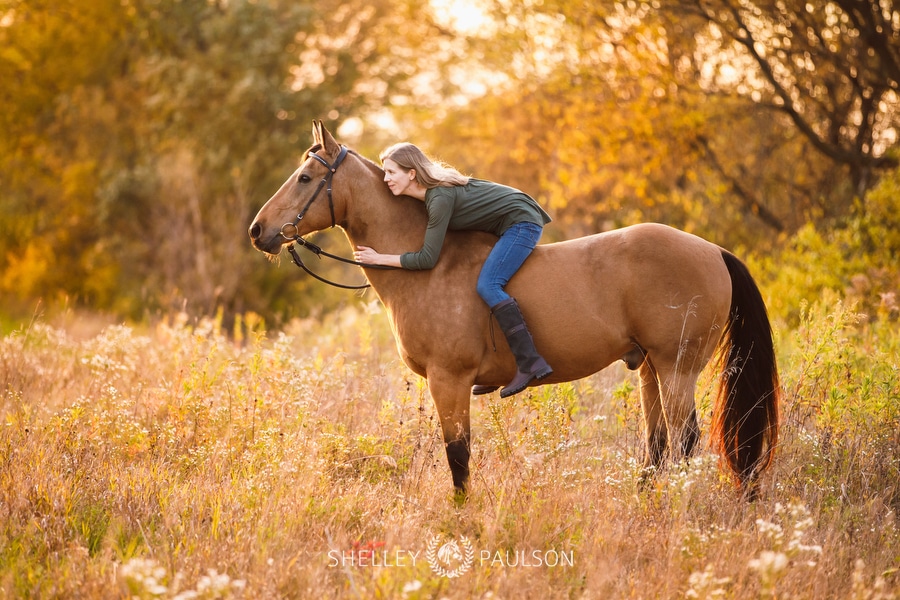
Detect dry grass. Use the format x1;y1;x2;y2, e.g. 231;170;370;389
0;299;898;599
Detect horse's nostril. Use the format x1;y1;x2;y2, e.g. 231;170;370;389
249;222;261;240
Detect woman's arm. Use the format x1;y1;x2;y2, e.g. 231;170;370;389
353;246;403;268
353;190;455;270
396;191;453;270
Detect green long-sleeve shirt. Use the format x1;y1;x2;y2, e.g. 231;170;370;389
399;179;552;270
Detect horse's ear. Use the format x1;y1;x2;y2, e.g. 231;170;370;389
319;121;340;155
312;120;323;146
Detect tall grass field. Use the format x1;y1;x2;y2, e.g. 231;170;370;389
1;296;897;598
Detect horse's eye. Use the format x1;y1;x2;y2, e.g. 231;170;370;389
298;174;311;184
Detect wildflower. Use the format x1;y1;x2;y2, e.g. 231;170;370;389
172;569;246;600
749;550;789;574
685;564;730;599
196;569;235;595
749;550;789;596
120;557;169;597
402;580;423;596
755;518;784;544
850;559;896;600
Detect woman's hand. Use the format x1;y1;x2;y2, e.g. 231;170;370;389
353;246;403;268
353;245;380;264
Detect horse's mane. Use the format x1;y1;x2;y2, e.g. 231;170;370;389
304;143;383;175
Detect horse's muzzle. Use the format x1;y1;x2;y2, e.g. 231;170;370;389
248;222;285;255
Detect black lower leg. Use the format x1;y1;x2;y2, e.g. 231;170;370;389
681;409;701;458
644;428;668;471
639;428;668;487
446;438;470;492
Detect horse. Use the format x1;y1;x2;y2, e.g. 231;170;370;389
248;121;780;499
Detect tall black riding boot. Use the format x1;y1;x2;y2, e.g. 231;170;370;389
491;298;553;398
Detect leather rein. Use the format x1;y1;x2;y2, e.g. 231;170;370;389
279;145;397;290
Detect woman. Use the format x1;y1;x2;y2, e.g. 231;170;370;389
353;142;553;398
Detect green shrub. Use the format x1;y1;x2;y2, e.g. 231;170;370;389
751;165;900;326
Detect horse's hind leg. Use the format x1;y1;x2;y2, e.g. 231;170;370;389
638;354;702;477
654;359;701;462
639;360;667;472
427;371;473;497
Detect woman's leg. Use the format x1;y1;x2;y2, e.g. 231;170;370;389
476;222;543;306
475;222;552;397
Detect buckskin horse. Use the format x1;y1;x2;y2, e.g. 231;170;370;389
248;121;780;498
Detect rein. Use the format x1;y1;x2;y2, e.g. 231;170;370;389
279;145;398;290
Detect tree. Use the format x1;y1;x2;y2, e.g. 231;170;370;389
0;0;466;322
423;0;898;245
421;2;796;243
664;0;900;196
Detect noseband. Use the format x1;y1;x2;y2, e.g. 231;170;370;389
278;145;396;290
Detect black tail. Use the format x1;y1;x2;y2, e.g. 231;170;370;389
712;251;780;496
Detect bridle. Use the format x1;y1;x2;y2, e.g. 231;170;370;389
278;145;397;290
280;145;348;239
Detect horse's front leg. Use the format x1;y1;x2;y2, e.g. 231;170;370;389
427;370;474;498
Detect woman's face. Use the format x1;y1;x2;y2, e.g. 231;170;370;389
382;158;416;196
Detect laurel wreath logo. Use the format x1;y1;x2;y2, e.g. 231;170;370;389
425;534;475;578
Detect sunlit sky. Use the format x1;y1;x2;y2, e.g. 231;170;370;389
338;0;497;140
430;0;492;35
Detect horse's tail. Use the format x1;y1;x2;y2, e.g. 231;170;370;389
712;250;780;496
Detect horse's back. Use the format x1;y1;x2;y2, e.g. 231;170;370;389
506;223;732;380
514;223;728;311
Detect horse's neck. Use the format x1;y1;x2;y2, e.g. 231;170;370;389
340;186;427;312
342;161;427;255
338;157;494;309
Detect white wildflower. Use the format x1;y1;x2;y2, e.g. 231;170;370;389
749;550;789;574
685;564;730;598
120;557;169;597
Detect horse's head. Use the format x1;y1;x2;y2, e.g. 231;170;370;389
249;120;351;256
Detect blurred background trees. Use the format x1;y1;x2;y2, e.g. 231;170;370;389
1;0;898;326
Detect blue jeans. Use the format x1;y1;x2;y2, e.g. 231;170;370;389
476;222;544;307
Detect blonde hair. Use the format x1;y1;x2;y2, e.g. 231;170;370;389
380;143;470;188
